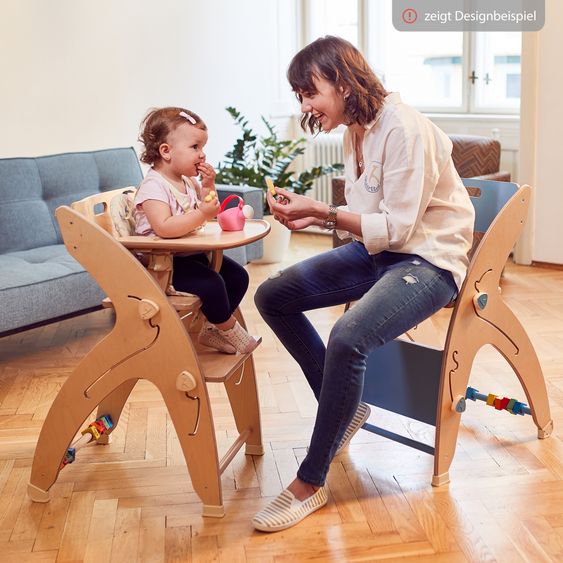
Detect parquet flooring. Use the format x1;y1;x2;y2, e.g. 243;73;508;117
1;232;563;562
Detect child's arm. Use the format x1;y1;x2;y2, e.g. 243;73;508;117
141;198;219;238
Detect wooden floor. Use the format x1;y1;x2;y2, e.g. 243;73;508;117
2;233;563;562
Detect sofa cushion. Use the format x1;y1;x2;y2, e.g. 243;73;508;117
0;245;85;289
0;147;143;253
0;159;59;253
0;245;105;332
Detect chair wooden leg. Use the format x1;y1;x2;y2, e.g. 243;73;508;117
162;385;224;517
433;345;477;487
488;301;553;438
28;380;102;501
224;358;264;456
28;337;140;501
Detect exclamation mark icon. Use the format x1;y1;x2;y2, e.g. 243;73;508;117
402;8;417;24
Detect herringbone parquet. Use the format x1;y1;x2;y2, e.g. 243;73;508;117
1;232;563;562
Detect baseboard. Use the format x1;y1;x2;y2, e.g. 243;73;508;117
531;261;563;271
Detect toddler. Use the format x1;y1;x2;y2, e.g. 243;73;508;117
135;106;260;354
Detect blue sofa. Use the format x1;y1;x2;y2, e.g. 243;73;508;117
0;147;263;334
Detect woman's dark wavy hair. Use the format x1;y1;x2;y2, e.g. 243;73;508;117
139;107;206;165
287;36;387;134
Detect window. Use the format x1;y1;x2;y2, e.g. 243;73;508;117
301;0;521;114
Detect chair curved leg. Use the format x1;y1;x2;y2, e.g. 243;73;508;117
224;359;264;456
484;300;553;437
28;329;152;502
161;383;224;517
28;338;141;500
433;340;480;487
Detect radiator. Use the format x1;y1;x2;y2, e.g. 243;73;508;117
304;133;344;204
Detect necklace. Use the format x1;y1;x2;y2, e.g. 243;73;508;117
355;132;364;171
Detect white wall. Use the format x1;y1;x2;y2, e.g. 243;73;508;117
0;0;299;165
519;0;563;265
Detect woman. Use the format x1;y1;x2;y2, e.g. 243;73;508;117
252;36;475;532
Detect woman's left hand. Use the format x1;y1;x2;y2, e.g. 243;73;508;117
197;162;216;190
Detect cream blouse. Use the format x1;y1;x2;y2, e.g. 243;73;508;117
336;92;475;289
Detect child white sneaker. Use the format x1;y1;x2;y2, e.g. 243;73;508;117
198;321;236;354
219;320;261;354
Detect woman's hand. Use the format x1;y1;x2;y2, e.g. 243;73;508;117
275;215;322;231
197;162;216;191
267;187;326;223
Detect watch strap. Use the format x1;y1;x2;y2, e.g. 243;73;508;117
323;204;338;230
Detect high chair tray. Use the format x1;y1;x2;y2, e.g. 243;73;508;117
118;220;270;252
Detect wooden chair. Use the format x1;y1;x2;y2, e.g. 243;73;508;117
358;179;553;486
27;188;270;517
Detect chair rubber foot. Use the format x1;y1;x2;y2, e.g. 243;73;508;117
245;444;264;456
538;420;554;439
431;472;450;487
202;504;225;518
27;483;50;503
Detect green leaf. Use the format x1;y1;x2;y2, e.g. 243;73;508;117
216;107;344;213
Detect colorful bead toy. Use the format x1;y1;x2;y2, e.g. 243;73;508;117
60;414;114;469
465;387;531;416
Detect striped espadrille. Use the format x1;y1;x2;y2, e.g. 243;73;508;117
252;487;327;532
335;401;371;455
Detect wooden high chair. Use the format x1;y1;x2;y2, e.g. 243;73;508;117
358;179;553;486
27;188;270;517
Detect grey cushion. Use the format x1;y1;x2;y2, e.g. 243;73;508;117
0;147;143;253
0;159;59;253
0;148;143;333
0;245;105;332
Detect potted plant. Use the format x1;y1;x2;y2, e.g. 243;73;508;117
215;107;343;263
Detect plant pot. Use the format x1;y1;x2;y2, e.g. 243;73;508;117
252;215;291;264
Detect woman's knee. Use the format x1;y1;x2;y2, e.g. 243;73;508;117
255;267;295;314
327;314;370;358
254;277;279;314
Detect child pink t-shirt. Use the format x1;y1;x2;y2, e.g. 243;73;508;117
134;168;200;236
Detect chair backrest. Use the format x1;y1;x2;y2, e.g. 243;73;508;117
462;178;519;260
71;187;137;238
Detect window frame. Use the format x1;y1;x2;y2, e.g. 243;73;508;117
299;0;521;116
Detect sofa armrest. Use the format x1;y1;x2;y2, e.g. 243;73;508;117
215;184;264;263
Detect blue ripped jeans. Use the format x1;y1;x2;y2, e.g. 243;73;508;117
254;241;458;487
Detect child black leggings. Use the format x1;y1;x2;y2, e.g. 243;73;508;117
172;253;249;324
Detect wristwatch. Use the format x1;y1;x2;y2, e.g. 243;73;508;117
323;204;338;230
